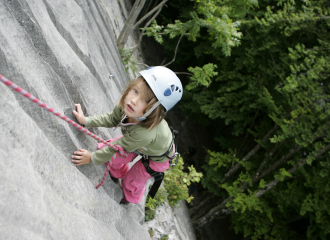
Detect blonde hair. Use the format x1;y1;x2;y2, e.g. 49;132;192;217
118;76;165;129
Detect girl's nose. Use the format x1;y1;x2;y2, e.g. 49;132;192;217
131;96;138;105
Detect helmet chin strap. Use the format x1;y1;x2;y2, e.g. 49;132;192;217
135;101;161;121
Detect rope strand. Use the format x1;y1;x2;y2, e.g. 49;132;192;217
0;74;128;189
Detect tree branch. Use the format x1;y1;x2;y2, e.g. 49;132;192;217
189;194;217;218
192;198;233;228
135;62;150;68
117;0;147;48
220;125;279;184
130;2;165;51
174;72;193;76
254;130;327;184
255;142;330;198
254;145;303;182
256;140;285;176
243;125;279;162
222;117;328;186
193;142;330;228
137;0;157;25
163;28;187;67
132;0;168;29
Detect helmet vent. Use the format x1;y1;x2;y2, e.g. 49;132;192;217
165;84;181;96
164;88;172;96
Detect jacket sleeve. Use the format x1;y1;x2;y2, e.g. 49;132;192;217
85;105;124;128
91;128;152;166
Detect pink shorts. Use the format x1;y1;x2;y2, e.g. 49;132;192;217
97;136;169;204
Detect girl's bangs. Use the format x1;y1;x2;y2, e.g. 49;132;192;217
138;79;155;103
126;77;155;103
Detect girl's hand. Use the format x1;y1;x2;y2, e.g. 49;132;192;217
73;104;85;125
71;149;92;166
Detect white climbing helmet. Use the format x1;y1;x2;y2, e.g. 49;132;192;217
135;66;183;121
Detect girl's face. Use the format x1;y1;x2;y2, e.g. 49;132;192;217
124;81;148;123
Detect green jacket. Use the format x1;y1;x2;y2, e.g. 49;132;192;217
85;105;175;166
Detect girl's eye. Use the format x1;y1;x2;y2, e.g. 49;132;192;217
144;99;147;103
134;89;138;94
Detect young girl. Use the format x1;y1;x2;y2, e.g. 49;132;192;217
71;66;182;204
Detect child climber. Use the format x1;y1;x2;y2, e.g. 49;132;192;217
71;66;182;204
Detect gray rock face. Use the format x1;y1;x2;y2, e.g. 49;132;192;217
143;197;197;240
0;0;150;239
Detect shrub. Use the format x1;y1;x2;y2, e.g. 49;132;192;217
145;156;203;221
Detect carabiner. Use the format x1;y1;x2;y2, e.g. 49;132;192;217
170;152;180;166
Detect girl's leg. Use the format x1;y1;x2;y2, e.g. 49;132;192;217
121;160;150;204
107;151;137;178
121;159;170;204
97;135;137;179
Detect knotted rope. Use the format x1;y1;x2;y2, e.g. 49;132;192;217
0;74;128;189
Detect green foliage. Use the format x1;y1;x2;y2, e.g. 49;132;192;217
144;20;164;44
201;153;227;197
145;0;250;57
154;0;330;239
186;64;218;90
299;165;330;239
208;149;235;170
118;47;138;74
148;229;154;238
164;156;203;207
147;229;169;240
145;156;203;221
160;235;169;240
145;188;168;222
319;158;330;177
224;186;265;214
274;168;292;181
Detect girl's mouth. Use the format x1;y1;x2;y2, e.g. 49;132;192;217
127;104;134;112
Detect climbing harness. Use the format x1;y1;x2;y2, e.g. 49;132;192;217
137;127;180;198
0;74;129;189
135;127;180;165
97;126;180;195
142;158;165;199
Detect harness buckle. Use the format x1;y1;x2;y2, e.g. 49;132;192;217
170;152;180;166
154;172;164;181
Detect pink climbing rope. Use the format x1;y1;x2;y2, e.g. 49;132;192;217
0;74;128;189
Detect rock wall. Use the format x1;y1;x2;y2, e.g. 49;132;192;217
0;0;150;239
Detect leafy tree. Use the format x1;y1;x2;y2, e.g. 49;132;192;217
147;0;330;239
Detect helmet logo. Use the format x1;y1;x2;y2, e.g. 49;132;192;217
152;74;157;81
164;84;181;96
